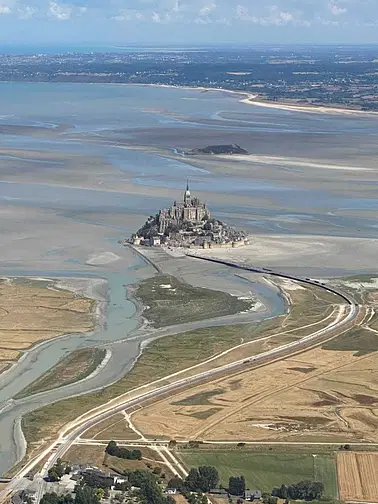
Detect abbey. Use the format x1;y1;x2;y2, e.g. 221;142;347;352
129;181;247;249
158;181;210;233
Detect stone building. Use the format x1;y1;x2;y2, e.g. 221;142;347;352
158;181;210;233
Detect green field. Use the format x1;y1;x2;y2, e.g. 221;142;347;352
323;326;378;356
179;450;338;498
135;275;253;327
15;348;107;399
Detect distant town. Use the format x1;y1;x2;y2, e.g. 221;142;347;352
2;45;378;110
128;180;248;249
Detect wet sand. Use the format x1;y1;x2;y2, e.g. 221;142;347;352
194;234;378;277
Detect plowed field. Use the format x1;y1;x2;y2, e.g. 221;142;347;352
338;452;378;502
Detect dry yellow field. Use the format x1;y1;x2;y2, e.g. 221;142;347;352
132;341;378;443
82;413;141;441
65;444;106;468
64;444;173;477
0;278;95;365
338;452;378;502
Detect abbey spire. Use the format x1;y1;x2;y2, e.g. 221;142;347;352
184;178;191;205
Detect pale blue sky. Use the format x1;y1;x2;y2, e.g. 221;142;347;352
0;0;377;44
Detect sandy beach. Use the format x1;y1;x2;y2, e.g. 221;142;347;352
136;82;378;117
241;96;378;116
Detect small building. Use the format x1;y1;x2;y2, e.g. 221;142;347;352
165;488;177;495
24;490;38;503
244;490;262;501
114;477;127;485
150;236;161;246
209;489;228;498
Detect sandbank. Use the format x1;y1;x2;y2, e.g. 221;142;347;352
240;96;378;116
193;234;378;275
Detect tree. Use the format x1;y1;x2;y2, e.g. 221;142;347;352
185;466;219;493
75;486;100;504
166;476;184;490
105;441;118;456
185;469;201;492
48;470;60;482
47;459;68;482
272;481;324;501
228;476;245;496
81;473;113;489
40;494;73;504
40;494;59;504
198;466;219;492
105;441;141;460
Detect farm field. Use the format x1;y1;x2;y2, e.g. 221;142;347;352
337;452;378;502
64;444;172;477
132;337;378;444
179;450;338;497
82;412;141;441
0;277;95;367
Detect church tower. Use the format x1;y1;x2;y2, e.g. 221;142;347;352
184;179;191;206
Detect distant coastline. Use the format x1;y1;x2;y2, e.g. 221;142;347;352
0;79;377;116
134;82;378;117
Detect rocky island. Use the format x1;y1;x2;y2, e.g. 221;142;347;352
128;182;248;249
186;144;248;155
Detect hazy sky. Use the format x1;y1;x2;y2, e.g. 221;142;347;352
0;0;377;45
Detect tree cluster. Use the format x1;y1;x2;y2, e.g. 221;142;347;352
261;494;277;504
40;493;74;504
47;459;71;482
105;441;142;461
75;486;101;504
81;472;114;490
228;476;246;496
272;481;324;501
181;491;208;504
185;466;219;492
124;470;174;504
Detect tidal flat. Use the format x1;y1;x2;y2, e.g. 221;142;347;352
0;82;378;475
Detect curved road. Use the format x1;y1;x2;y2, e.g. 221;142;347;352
0;258;361;503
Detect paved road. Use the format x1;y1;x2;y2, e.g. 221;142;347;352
0;263;360;503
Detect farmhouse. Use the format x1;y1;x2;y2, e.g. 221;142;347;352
245;490;262;501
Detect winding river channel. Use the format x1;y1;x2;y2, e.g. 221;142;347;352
0;261;285;474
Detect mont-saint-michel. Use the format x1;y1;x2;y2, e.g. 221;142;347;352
129;182;248;249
